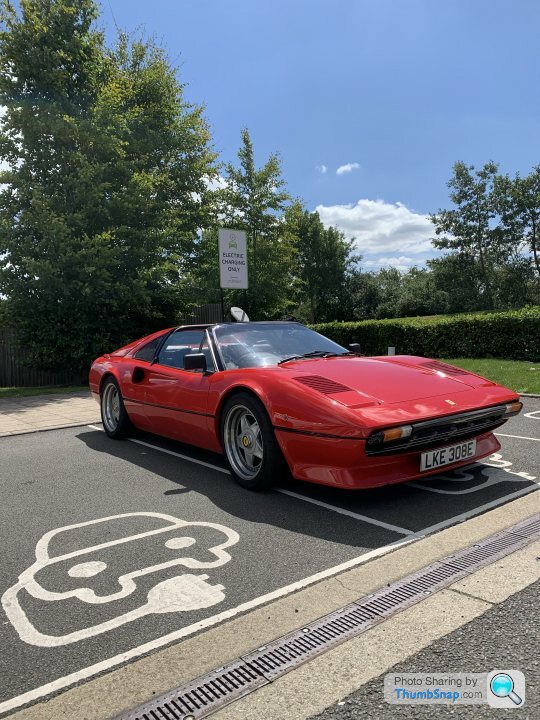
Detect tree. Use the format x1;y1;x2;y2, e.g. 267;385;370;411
185;129;295;319
393;267;451;317
284;205;359;322
0;0;217;371
495;167;540;281
430;162;504;310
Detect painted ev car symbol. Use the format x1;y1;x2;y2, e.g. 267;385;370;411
1;512;239;647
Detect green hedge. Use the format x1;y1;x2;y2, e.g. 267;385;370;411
311;307;540;362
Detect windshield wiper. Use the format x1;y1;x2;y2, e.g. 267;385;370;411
278;350;354;365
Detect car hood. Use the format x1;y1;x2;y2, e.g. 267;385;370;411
280;355;490;407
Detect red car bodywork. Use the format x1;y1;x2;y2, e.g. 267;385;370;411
89;326;520;489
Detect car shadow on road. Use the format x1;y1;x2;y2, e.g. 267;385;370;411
77;427;539;549
77;428;410;551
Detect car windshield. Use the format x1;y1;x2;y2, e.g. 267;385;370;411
214;323;349;369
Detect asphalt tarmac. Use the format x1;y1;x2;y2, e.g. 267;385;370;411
311;578;539;720
0;398;538;716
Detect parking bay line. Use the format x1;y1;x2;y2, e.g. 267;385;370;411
276;488;413;535
496;432;540;442
88;425;413;536
0;433;537;715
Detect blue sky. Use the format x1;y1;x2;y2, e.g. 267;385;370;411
98;1;538;269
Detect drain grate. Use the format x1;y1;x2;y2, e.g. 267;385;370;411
243;603;379;681
355;560;470;619
508;515;540;539
117;659;268;720
442;530;531;572
116;513;540;720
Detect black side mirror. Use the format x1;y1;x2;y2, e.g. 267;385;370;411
183;352;207;372
349;343;362;355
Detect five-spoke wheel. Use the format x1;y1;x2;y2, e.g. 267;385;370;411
223;405;264;481
221;392;285;489
100;377;130;438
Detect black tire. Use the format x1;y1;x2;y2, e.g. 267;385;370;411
100;377;131;439
220;391;286;490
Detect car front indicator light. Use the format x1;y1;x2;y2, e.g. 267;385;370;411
504;401;523;417
382;425;413;443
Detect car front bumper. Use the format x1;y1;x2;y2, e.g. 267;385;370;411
274;428;501;489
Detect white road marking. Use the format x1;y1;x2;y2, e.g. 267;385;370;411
87;425;230;474
524;410;540;420
496;433;540;442
409;484;538;536
276;489;413;535
2;482;539;716
408;456;538;494
2;513;239;647
1;430;538;714
0;534;414;716
88;425;413;535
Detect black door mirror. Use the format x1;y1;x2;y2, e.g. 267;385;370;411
349;343;362;355
183;353;207;372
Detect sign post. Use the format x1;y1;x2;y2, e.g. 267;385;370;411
218;229;248;319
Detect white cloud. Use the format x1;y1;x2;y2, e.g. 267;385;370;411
315;164;327;174
316;198;434;258
336;162;360;175
363;256;418;272
204;175;228;191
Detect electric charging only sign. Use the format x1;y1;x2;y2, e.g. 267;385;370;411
219;229;248;289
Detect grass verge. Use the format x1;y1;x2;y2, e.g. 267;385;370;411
0;385;87;399
441;358;539;394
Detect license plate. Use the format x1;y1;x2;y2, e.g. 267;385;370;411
420;439;476;472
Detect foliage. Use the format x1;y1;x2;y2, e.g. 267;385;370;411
311;307;540;362
283;203;359;322
0;0;217;371
184;129;295;319
431;162;503;310
429;162;539;313
495;167;540;280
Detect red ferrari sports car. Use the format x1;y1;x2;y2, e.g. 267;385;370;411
89;321;522;490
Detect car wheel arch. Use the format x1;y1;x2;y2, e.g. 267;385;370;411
99;371;119;395
214;385;274;440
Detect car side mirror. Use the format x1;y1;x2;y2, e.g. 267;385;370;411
183;353;207;372
349;343;362;355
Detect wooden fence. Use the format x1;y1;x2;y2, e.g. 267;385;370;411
0;328;81;388
178;303;224;325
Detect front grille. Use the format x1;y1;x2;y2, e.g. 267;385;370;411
365;405;508;456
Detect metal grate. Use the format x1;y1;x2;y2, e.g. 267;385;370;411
116;514;540;720
116;660;268;720
365;405;508;456
441;531;530;572
243;603;379;681
508;516;540;539
356;561;470;618
293;375;353;395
